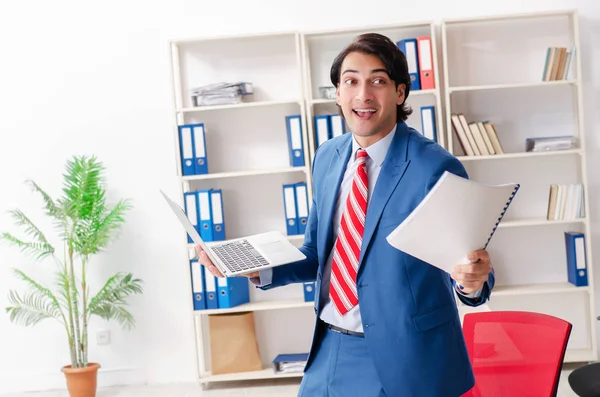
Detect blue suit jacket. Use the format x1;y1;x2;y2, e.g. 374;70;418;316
261;122;494;397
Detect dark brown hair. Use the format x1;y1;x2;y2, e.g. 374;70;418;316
330;33;413;121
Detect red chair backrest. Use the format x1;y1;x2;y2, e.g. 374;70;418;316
461;311;572;397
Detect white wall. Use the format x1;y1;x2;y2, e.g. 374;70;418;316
0;0;598;393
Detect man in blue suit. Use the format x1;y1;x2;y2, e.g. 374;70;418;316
197;33;494;397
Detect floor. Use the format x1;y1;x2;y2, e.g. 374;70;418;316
1;365;583;397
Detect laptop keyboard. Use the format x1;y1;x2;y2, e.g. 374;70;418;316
211;239;270;273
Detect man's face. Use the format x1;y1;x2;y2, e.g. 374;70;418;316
336;51;405;143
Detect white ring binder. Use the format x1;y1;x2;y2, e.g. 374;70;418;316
483;183;521;250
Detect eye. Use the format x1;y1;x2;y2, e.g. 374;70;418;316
344;78;355;85
373;78;386;84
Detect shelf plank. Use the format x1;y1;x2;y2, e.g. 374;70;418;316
448;79;576;93
442;9;576;25
310;89;437;105
172;31;298;45
304;20;435;37
310;98;336;105
408;88;438;97
498;218;587;228
457;149;582;161
194;285;588;311
194;283;588;313
493;283;589;297
200;367;303;383
194;298;313;316
178;99;301;113
564;348;597;363
181;166;308;181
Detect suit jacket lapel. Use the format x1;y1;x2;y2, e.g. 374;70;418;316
319;136;352;268
359;123;411;264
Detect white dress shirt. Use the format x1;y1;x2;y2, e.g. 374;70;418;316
317;126;397;332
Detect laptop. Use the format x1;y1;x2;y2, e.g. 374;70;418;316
160;190;306;277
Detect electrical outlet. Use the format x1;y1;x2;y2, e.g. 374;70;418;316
96;329;110;345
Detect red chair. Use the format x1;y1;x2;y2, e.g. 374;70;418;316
461;311;572;397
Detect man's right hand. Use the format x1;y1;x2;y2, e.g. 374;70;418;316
195;245;259;279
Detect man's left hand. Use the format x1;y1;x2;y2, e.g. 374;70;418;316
451;250;492;294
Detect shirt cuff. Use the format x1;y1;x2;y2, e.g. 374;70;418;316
249;268;273;287
455;285;483;299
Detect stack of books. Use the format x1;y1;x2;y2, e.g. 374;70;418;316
450;113;504;156
547;184;584;221
542;47;574;81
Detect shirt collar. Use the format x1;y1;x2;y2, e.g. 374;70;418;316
351;124;397;167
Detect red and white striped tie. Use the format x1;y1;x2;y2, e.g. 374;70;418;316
329;148;369;316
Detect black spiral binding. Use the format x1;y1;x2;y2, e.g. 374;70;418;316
483;183;521;250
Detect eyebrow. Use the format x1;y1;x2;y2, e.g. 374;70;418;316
342;68;388;75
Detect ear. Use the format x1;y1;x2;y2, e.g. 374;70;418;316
336;83;340;105
396;83;406;105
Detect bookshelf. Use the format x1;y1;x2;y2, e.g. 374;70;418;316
441;9;597;362
166;9;597;388
168;31;317;386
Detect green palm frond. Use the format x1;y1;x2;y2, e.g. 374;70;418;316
11;269;64;315
88;273;143;329
89;305;135;330
25;180;65;223
77;199;132;256
6;287;62;327
58;155;104;222
0;232;55;261
26;180;68;240
74;187;105;250
4;209;55;258
7;209;52;246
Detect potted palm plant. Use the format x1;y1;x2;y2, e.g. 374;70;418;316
1;155;143;397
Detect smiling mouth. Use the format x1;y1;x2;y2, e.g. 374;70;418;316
353;108;377;120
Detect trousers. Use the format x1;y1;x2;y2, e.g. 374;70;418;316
297;323;388;397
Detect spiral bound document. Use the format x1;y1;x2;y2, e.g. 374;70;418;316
386;171;520;274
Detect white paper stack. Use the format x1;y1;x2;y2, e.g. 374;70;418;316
190;82;254;106
386;171;520;274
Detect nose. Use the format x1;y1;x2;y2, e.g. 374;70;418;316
355;82;375;103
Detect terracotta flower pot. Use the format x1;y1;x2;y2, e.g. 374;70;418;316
61;362;100;397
